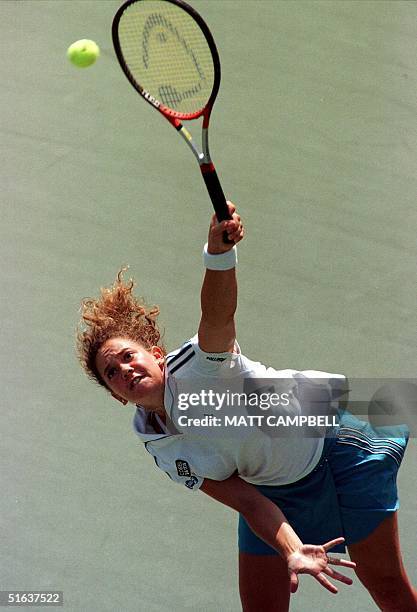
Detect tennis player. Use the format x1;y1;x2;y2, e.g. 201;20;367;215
77;203;416;611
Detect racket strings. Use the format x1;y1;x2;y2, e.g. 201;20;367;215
117;0;215;115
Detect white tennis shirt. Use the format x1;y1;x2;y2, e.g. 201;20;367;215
133;335;346;491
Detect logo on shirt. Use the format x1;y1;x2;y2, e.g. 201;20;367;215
176;459;192;477
206;356;226;362
185;476;199;489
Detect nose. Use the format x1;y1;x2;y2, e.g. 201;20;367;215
120;363;133;380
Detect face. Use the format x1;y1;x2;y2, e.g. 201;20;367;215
95;338;165;410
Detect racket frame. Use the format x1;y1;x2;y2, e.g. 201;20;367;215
112;0;232;225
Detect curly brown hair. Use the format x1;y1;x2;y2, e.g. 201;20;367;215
76;268;166;390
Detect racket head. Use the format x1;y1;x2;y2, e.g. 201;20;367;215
112;0;221;121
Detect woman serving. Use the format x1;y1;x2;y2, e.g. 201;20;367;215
77;203;416;611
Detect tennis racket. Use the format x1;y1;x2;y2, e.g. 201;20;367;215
112;0;232;238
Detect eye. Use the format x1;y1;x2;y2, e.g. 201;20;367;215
107;366;117;380
124;351;133;361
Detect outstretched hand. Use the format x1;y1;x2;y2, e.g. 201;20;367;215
287;537;356;594
207;201;244;254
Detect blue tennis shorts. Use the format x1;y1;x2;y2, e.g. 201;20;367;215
238;411;409;554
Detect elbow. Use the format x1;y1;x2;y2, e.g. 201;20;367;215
233;483;263;518
239;497;260;520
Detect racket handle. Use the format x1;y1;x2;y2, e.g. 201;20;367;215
201;163;233;244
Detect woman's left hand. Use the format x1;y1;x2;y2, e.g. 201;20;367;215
287;537;357;594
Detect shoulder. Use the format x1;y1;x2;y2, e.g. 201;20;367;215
165;338;196;376
166;335;261;378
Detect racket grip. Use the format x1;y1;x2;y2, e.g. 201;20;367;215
201;163;233;244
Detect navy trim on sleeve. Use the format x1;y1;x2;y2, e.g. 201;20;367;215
166;342;193;365
168;350;195;375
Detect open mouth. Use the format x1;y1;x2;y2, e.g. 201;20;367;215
130;375;145;391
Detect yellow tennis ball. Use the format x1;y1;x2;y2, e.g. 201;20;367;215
67;39;100;68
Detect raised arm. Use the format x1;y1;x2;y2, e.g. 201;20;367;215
198;202;244;353
200;474;356;594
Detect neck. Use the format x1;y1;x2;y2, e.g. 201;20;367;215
136;399;166;422
151;403;166;420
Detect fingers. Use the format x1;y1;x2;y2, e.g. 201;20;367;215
226;201;236;215
322;538;357;571
322;537;345;551
315;566;354;595
211;218;244;244
227;219;244;243
208;201;244;250
289;572;299;594
212;202;238;225
323;566;353;585
314;572;339;594
328;557;357;569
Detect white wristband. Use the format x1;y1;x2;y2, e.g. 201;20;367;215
203;243;237;270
